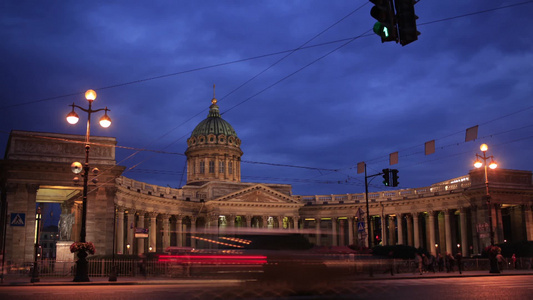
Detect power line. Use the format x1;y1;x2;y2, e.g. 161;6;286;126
3;1;530;111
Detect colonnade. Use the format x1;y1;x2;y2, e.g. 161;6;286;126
112;203;533;257
114;207;298;255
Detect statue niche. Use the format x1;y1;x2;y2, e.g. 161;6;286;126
58;213;74;241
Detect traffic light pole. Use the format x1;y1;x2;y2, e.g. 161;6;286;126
364;165;387;249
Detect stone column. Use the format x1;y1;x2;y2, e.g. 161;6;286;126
315;219;321;246
348;217;354;246
246;215;252;228
428;211;436;256
148;212;158;252
460;207;469;257
331;218;338;246
406;215;413;246
126;209;135;255
381;216;387;246
397;213;404;245
175;216;183;247
228;214;236;228
495;204;503;244
444;210;453;254
162;215;170;252
413;213;420;249
524;205;533;241
137;212;145;255
470;205;480;255
388;216;395;245
116;207;125;254
190;216;197;248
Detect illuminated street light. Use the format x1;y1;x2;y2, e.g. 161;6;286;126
474;143;499;274
474;143;497;246
67;89;112;282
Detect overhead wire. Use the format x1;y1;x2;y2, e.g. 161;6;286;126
3;1;533;192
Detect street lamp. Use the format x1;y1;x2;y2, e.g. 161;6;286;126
67;89;111;282
474;143;499;274
474;143;497;246
30;206;42;283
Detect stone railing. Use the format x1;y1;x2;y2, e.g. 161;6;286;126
116;176;183;200
296;176;471;205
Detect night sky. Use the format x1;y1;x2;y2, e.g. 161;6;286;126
1;1;532;197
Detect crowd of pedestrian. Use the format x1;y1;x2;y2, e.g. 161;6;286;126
414;251;464;275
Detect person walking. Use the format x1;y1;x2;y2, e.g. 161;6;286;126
511;254;517;269
455;252;463;274
437;253;444;272
415;253;423;275
446;252;455;273
496;251;505;272
427;254;436;273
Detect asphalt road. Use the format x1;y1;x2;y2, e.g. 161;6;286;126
0;275;532;299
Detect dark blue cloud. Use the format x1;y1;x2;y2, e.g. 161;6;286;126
1;1;532;196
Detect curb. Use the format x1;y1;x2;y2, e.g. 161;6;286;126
1;272;532;287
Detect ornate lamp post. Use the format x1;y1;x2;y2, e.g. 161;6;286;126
473;143;499;273
67;89;111;282
30;206;42;283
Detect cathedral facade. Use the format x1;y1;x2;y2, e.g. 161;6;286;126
1;95;533;264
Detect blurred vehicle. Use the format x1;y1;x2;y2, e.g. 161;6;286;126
157;228;356;285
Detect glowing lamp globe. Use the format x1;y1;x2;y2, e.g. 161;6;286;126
85;89;97;101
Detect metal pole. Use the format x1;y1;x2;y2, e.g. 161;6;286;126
80;101;92;244
74;101;92;283
109;205;117;281
31;206;41;283
365;164;371;249
483;152;495;246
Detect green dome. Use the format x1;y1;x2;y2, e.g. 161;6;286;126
190;101;238;138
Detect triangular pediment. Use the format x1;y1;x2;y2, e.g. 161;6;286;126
213;184;298;204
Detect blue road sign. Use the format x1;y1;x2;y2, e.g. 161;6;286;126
10;213;26;226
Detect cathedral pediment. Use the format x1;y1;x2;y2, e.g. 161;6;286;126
213;184;298;204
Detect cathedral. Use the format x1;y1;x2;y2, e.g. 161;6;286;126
1;93;533;264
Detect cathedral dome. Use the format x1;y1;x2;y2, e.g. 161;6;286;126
185;87;243;184
190;99;238;140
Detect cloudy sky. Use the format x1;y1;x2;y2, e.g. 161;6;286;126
1;0;532;197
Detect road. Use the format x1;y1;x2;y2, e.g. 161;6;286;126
0;276;532;299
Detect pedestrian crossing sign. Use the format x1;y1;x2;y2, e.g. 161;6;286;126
10;213;25;226
357;222;365;232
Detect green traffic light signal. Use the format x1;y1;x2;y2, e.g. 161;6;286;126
370;0;397;43
373;22;390;38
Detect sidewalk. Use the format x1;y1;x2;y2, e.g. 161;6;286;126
358;268;533;281
1;268;533;286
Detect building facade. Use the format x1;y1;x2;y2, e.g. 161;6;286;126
1;96;533;264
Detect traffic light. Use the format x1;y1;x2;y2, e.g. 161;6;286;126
382;168;390;186
394;0;420;46
391;169;399;187
370;0;397;43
